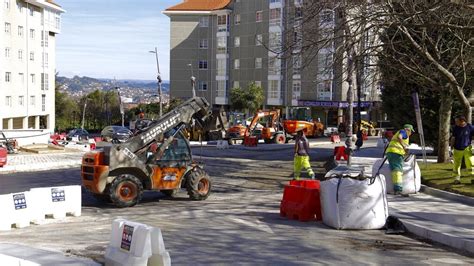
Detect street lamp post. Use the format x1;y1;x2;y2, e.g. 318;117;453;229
116;87;124;127
149;47;163;117
81;98;88;130
188;63;196;97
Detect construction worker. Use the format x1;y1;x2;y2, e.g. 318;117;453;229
386;124;415;195
294;128;315;180
450;115;474;184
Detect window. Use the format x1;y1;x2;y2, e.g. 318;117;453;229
256;11;263;22
30;29;35;39
19;73;24;83
29;6;34;16
30;95;35;106
41;31;48;47
5;96;12;107
268;57;281;75
199;17;209;27
5;72;11;82
41;73;49;90
255;34;263;46
5;47;10;58
42;95;46;111
30;52;34;61
217;15;227;25
55;17;60;29
269;32;281;50
217;81;227;97
5;22;11;34
18;26;23;37
234;14;241;25
270;8;281;20
17;2;22;12
198;81;208;91
217;59;226;76
269;80;280;99
233;81;239;89
293;55;302;74
255;58;262;69
217;36;227;52
198;60;208;69
19;96;24;106
255;81;262;87
31;73;35;83
234;59;240;70
42;52;48;67
234;36;240;47
199;39;208;49
4;0;9;10
293;80;301;93
295;7;303;18
270;0;281;3
18;49;23;60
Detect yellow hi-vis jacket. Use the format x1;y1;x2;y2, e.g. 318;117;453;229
386;130;409;156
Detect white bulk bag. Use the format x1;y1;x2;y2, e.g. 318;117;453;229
372;154;421;194
321;171;388;230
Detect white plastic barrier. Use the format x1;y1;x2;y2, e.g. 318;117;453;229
321;168;388;230
105;219;171;266
29;185;82;220
371;154;421;194
217;140;229;149
0;254;40;266
0;191;40;230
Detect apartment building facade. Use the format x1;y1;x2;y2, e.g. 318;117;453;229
0;0;64;132
164;0;381;126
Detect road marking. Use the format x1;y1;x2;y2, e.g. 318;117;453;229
229;217;274;234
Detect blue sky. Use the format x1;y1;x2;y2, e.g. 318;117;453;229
56;0;182;81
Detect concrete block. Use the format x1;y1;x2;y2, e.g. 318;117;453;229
29;185;82;222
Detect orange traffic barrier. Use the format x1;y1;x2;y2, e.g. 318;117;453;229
243;136;257;147
0;147;7;167
334;146;348;161
280;180;322;222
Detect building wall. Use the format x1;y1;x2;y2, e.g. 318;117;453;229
0;0;63;132
166;0;381;125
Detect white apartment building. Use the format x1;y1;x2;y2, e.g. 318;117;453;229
0;0;64;136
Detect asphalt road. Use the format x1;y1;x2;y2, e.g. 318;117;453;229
0;141;473;264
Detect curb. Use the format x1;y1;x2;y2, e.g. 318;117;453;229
0;162;81;174
420;185;474;207
392;210;474;256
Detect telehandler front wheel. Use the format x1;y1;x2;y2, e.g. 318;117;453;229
109;174;143;208
186;169;211;201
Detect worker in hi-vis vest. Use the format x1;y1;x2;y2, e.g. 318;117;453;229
293;128;315;180
385;124;415;194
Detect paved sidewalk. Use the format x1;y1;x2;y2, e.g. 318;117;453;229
0;151;84;174
346;151;474;255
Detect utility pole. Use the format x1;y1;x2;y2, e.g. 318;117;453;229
117;87;124;127
81;98;88;130
149;47;163;117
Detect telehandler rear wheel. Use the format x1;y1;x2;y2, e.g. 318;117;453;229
109;174;143;208
274;133;286;144
186;169;211;200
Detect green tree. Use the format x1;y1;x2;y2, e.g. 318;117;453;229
229;82;264;115
55;85;79;132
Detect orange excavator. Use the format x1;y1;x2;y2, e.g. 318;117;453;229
227;109;287;144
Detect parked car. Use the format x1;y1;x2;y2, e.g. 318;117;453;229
66;128;89;141
101;126;133;143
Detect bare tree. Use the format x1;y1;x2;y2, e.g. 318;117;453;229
280;0;473;163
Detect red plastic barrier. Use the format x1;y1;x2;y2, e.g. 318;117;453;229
334;146;348;161
280;180;322;222
363;133;368;141
0;147;7;167
90;143;96;150
243;136;257;147
94;137;102;143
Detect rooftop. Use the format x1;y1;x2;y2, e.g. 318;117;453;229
165;0;231;11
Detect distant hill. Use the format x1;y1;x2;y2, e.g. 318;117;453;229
56;75;169;95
